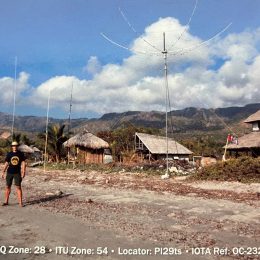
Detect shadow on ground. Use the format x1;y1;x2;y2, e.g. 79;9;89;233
25;193;72;206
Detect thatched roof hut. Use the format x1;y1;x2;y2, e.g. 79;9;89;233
244;110;260;123
17;145;42;161
135;132;192;161
64;130;110;164
225;132;260;150
225;110;260;157
64;130;109;149
32;146;41;153
18;144;35;154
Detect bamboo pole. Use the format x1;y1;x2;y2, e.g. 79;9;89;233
222;136;229;161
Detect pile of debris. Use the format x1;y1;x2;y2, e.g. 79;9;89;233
109;160;196;176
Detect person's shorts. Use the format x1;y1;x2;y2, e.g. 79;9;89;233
6;173;22;187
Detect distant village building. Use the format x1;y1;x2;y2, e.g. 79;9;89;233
225;110;260;157
64;130;112;164
0;131;11;139
18;144;35;154
135;132;193;161
18;144;42;162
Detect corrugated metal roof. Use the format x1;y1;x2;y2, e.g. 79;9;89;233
136;132;193;155
244;110;260;123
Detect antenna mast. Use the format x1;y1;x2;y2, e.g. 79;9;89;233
162;32;170;178
11;56;18;139
101;1;232;179
67;83;73;164
68;83;73;137
44;88;51;172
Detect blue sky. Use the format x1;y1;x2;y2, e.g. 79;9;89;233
0;0;259;118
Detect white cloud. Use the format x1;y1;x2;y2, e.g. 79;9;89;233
83;56;102;75
212;29;260;61
0;72;30;105
1;18;260;117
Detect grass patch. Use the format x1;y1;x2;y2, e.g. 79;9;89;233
190;157;260;183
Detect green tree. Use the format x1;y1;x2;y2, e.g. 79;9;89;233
12;133;21;143
37;124;68;162
21;134;33;145
97;124;160;162
11;133;33;145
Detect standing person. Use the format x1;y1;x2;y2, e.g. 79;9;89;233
1;141;26;207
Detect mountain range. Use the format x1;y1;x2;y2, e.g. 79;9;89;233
75;103;260;135
0;103;259;136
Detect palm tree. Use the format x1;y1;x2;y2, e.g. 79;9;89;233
38;124;68;162
12;133;21;143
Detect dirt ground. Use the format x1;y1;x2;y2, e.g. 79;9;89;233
0;166;259;260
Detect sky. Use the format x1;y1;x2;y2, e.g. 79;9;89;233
0;0;259;119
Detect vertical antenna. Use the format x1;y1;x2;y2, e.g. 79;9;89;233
44;88;51;172
101;2;232;179
11;56;18;139
68;82;73;137
162;33;170;179
67;83;73;164
163;32;166;52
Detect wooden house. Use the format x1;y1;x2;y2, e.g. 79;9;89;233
135;132;193;161
64;130;110;164
225;110;260;157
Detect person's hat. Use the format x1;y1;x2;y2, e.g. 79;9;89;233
11;141;19;146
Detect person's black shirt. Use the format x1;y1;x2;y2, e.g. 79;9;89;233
5;151;26;174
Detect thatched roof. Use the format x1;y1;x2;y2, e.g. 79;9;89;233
31;146;41;153
64;130;109;149
0;131;11;139
18;144;35;153
136;132;193;155
225;131;260;150
244;110;260;123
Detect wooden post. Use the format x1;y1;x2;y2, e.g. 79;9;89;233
222;136;229;161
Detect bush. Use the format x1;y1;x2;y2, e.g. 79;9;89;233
190;157;260;183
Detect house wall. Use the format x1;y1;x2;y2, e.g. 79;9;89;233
156;154;190;161
135;151;190;162
228;148;260;158
252;122;260;132
77;147;104;164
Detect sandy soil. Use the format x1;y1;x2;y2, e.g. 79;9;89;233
0;166;259;260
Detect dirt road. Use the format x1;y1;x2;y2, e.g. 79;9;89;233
0;167;259;260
